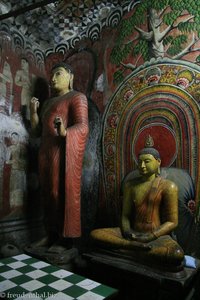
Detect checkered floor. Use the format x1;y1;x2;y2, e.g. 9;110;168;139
0;254;117;299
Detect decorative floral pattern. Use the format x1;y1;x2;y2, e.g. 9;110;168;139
102;58;200;218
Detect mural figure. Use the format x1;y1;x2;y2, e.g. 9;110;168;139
0;61;13;114
96;73;105;92
15;57;32;120
91;135;184;270
29;62;89;250
6;132;27;212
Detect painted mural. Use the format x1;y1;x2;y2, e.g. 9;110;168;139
0;30;45;224
0;0;138;53
41;0;200;227
1;0;200;254
102;58;200;225
110;0;200;85
100;0;200;233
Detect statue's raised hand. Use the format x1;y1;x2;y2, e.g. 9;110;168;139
30;97;39;113
54;116;67;137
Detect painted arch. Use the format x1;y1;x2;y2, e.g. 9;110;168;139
102;58;200;220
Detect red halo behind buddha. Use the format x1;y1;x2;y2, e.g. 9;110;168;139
133;124;178;167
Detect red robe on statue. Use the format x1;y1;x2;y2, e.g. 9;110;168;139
39;90;89;238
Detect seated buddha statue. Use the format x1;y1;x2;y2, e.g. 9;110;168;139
90;135;185;271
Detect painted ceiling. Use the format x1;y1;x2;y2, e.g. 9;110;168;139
0;0;138;52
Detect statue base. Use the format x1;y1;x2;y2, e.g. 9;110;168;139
24;243;79;271
83;249;200;300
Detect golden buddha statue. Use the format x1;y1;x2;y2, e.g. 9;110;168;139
90;135;184;271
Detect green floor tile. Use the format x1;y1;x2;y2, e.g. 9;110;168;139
0;275;5;282
41;265;59;274
6;285;28;299
39;274;60;284
11;274;32;285
0;265;12;273
23;257;40;265
34;285;58;299
1;257;17;265
92;284;118;297
17;265;36;274
66;274;85;284
63;284;86;298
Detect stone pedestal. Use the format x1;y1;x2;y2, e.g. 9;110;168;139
83;250;200;300
24;244;79;271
